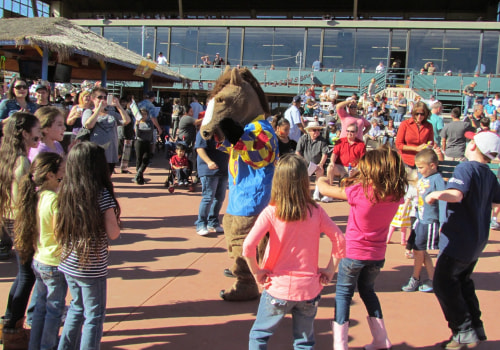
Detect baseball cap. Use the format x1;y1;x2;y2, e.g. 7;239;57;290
292;96;302;103
35;84;48;92
145;91;155;98
465;131;500;160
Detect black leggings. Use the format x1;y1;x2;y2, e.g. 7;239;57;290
135;139;152;175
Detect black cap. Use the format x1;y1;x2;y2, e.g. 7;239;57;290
293;95;302;103
146;91;155;98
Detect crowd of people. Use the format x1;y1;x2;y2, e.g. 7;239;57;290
0;74;499;350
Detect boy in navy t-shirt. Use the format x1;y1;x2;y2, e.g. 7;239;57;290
426;131;500;348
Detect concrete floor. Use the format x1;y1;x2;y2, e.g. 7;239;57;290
1;158;500;349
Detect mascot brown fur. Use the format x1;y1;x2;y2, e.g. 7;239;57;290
201;68;278;301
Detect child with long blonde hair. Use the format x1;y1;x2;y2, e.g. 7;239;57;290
56;142;121;349
387;169;418;246
243;154;346;349
14;152;66;350
317;145;407;350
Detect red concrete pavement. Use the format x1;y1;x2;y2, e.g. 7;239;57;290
1;158;500;349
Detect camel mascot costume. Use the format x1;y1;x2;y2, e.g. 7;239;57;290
201;67;278;301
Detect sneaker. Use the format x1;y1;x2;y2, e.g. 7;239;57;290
196;227;210;236
490;219;500;230
440;336;479;349
321;196;334;203
208;226;224;233
419;279;433;292
402;276;420;292
405;250;414;259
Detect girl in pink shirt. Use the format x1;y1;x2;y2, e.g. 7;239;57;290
317;145;407;350
243;154;346;350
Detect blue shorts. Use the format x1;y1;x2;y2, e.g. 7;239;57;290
413;220;439;251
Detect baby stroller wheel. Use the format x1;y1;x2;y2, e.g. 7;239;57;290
168;185;175;193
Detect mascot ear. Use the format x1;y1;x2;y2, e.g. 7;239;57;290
230;68;243;86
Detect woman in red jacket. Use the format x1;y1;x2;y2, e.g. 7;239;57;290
395;101;434;167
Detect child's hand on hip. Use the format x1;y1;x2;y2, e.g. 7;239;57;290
254;269;271;285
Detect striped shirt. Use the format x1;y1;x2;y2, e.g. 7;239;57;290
58;189;116;278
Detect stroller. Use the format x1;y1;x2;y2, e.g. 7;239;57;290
163;137;195;193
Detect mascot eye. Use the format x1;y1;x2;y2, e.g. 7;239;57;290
216;97;224;103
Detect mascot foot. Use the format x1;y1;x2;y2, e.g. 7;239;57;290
220;281;260;301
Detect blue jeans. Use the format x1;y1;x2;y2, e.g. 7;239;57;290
58;275;107;350
382;136;395;147
433;253;482;335
335;258;385;325
393;112;404;123
30;260;68;350
463;96;473;115
249;290;320;350
5;250;35;328
195;175;228;230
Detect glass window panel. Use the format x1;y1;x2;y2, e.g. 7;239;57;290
89;27;103;36
242;28;273;67
198;27;227;66
408;29;444;71
228;27;242;66
170;27;199;66
482;31;499;75
272;28;305;69
12;1;19;12
443;30;480;74
392;30;408;51
305;28;322;68
354;29;389;70
323;29;355;70
156;27;170;62
20;4;27;16
5;1;12;11
103;27;129;50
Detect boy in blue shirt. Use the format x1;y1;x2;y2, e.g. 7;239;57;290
426;131;500;349
402;148;446;293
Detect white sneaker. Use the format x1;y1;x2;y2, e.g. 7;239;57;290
321;196;334;203
208;226;224;233
196;227;210;236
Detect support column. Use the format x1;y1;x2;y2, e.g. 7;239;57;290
99;61;107;87
41;47;49;81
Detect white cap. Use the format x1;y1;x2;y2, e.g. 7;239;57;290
466;131;500;160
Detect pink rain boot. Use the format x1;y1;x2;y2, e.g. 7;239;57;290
332;320;349;350
364;316;392;350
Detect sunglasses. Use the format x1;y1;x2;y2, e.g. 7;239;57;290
14;85;27;90
414;112;426;116
96;95;108;100
311;129;322;132
349;105;357;109
346;130;356;133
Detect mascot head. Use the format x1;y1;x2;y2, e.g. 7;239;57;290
200;67;270;140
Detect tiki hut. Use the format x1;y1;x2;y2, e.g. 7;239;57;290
0;16;188;84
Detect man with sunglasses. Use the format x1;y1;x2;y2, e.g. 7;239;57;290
336;98;371;141
327;123;366;182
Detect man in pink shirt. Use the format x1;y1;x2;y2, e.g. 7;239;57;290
336;98;371;140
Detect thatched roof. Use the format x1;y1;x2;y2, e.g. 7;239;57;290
0;17;188;83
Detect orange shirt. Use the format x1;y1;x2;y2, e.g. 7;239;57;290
395;118;434;166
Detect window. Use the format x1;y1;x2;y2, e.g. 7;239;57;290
197;27;227;65
0;0;49;17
